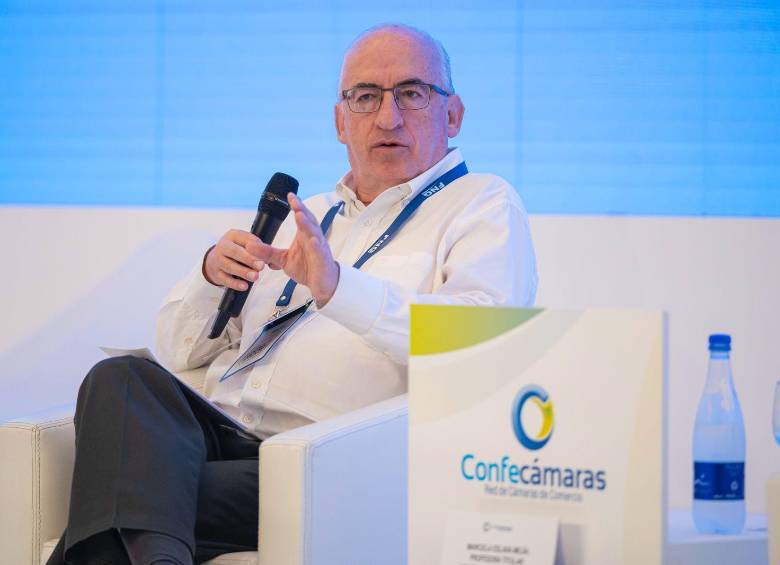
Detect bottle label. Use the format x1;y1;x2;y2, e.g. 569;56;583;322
693;462;744;501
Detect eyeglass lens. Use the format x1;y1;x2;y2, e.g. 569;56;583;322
347;84;431;112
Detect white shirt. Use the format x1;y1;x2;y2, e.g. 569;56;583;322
155;148;538;438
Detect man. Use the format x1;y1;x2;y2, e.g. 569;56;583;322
49;24;537;565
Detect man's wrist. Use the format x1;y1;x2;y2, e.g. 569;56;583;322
201;244;220;286
315;262;340;308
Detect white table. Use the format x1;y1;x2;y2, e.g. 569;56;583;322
667;508;768;564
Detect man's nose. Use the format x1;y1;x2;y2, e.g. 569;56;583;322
374;90;403;130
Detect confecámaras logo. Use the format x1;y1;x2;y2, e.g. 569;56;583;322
512;384;554;450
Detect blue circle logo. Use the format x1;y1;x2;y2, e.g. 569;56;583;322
512;384;555;450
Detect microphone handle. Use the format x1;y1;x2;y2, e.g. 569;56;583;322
207;213;284;339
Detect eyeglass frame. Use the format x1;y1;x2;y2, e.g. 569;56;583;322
340;81;451;113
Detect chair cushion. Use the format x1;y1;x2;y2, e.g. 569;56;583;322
204;551;259;565
41;537;258;564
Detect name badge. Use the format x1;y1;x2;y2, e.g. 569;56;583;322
217;161;468;383
219;300;312;382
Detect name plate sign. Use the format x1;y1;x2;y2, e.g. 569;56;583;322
441;511;557;565
408;307;666;565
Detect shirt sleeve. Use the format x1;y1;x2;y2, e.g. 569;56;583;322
154;264;243;372
154;209;306;372
317;196;538;365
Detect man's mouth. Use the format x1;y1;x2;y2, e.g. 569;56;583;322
373;141;406;149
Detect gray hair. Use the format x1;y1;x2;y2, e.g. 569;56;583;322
340;23;454;96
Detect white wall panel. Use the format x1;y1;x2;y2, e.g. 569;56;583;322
0;206;777;515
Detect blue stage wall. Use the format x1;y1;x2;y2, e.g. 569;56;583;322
1;0;778;216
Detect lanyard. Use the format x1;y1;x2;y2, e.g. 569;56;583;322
219;161;468;383
274;160;468;309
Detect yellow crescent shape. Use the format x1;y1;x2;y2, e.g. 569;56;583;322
530;396;554;441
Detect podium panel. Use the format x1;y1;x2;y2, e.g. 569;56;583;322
409;306;667;565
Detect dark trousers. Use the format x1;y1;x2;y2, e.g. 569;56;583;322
46;356;261;564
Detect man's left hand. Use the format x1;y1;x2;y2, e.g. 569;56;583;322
246;193;340;307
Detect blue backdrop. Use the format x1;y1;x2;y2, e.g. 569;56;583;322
1;0;779;216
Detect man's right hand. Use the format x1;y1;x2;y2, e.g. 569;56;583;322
202;230;265;291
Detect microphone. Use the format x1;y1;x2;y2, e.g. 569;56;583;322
208;172;299;339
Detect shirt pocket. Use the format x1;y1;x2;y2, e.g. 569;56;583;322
363;251;435;291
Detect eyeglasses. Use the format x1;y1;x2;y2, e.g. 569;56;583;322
341;82;450;113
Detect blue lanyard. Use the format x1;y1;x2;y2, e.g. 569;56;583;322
275;161;468;308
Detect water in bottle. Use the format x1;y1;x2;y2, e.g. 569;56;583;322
692;334;745;534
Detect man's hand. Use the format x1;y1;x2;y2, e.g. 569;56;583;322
202;193;340;307
203;230;265;292
246;193;340;307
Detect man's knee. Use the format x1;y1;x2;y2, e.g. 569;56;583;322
75;356;175;435
78;355;163;405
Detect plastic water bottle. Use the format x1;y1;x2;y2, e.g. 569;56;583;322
692;334;745;534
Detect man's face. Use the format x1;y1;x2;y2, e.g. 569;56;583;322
335;30;464;196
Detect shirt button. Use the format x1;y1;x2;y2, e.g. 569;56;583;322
242;414;254;424
251;379;261;389
184;336;193;346
211;297;219;304
363;219;372;227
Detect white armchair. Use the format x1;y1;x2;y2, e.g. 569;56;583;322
0;367;408;565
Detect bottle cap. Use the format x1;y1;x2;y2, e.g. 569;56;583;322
708;334;731;352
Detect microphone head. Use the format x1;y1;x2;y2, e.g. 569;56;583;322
260;172;299;218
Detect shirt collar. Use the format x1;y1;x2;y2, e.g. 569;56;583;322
335;147;465;214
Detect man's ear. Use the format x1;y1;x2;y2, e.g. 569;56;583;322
446;94;465;138
335;103;347;144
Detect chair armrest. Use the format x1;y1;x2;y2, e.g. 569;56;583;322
0;366;208;565
258;394;408;565
0;404;76;565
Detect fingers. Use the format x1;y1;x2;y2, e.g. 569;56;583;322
289;193;337;274
223;239;264;271
245;239;287;270
289;195;325;242
223;228;264;256
218;250;262;281
204;197;335;293
204;229;266;289
211;270;251;292
289;192;320;225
